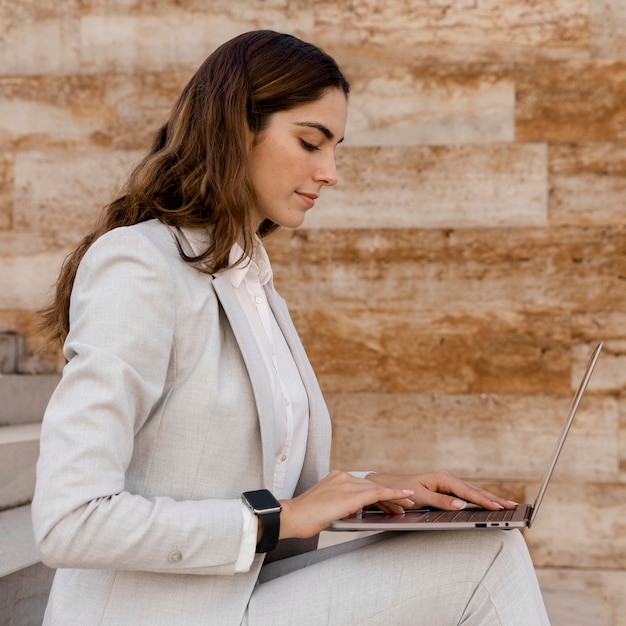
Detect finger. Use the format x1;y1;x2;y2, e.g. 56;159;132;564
420;472;513;510
341;480;413;502
376;497;415;514
473;487;519;508
306;472;414;520
375;502;404;515
358;484;415;507
416;490;471;511
474;493;518;509
405;478;484;511
385;498;416;509
442;482;516;510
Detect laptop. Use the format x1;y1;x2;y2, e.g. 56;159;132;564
330;341;603;532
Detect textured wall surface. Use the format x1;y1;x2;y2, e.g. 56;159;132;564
1;1;625;623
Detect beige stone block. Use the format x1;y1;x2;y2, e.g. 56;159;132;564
549;143;626;225
617;395;626;482
572;340;626;393
0;333;20;374
79;0;312;20
305;144;547;228
0;152;12;230
315;0;589;63
103;72;187;149
0;251;67;309
537;568;626;626
328;393;618;484
591;0;626;59
525;482;626;568
572;311;626;339
13;150;143;236
0;231;69;257
0;6;80;76
78;5;313;73
0;74;182;152
268;226;624;315
79;14;173;73
0;98;106;151
344;65;514;146
290;308;571;395
516;61;626;142
0;310;63;375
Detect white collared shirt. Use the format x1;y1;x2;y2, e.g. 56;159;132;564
225;239;309;570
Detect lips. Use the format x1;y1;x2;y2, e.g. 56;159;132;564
296;192;318;208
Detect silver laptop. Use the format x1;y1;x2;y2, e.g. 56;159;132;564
330;342;603;532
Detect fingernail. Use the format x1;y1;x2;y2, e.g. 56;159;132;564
402;490;414;495
452;499;467;510
491;502;505;510
506;500;519;506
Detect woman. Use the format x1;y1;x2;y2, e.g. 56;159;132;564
32;30;550;624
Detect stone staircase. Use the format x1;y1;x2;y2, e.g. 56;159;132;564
0;333;59;625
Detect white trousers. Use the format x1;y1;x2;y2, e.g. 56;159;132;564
243;529;550;625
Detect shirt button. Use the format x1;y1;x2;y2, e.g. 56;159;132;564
283;396;290;406
168;549;183;563
255;296;262;304
280;455;287;462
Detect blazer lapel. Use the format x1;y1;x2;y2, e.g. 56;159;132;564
212;274;281;489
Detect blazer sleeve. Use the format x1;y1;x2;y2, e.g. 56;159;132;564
32;227;254;576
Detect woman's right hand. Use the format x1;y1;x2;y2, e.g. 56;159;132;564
278;470;415;539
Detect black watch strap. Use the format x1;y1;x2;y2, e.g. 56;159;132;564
242;489;282;553
255;509;280;553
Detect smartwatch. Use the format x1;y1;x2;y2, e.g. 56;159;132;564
241;489;282;553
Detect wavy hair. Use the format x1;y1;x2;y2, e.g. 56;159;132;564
40;30;350;345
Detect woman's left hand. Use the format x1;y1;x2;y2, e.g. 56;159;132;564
365;470;518;514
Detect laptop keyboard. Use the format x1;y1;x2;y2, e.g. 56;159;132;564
419;508;518;523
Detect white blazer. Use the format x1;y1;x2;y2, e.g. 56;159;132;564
32;219;332;625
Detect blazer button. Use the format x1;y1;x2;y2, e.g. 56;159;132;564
168;549;183;563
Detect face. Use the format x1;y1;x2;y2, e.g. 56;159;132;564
248;88;348;230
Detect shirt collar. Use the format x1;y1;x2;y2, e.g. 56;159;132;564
226;237;274;289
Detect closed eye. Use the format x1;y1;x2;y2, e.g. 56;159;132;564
300;139;320;152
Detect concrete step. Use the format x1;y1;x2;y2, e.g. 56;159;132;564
0;505;53;626
0;505;39;577
0;423;41;511
0;562;53;626
0;374;60;425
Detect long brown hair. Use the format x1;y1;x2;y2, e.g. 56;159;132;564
40;30;350;346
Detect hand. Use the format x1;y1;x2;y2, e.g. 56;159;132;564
366;470;519;513
278;470;416;540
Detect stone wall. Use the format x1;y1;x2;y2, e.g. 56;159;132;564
1;1;625;623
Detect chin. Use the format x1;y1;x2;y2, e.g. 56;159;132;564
275;213;307;230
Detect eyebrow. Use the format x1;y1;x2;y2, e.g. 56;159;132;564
294;122;344;144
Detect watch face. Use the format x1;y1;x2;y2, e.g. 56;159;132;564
243;489;281;512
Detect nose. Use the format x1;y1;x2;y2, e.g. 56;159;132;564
314;152;338;187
